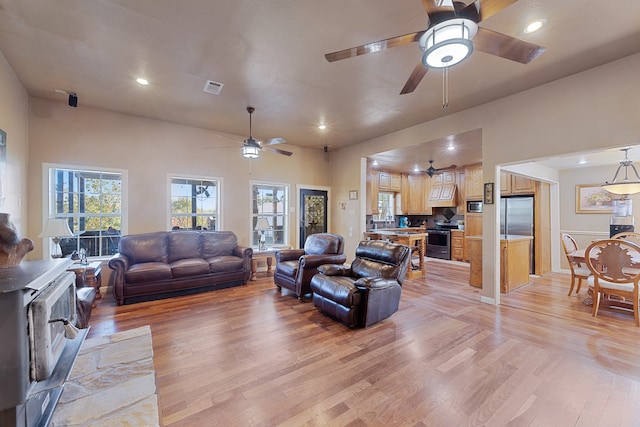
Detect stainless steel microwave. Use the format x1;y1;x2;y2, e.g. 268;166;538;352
467;201;483;213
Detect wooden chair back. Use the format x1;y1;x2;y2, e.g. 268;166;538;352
584;239;640;326
611;231;640;246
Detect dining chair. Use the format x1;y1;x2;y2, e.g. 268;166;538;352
612;231;640;246
584;239;640;326
561;233;591;296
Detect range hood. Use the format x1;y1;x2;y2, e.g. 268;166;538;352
428;184;457;207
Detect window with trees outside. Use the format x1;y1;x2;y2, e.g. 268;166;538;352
374;192;395;222
252;183;288;248
170;177;219;230
46;166;125;258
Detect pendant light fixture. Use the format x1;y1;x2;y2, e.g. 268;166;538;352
603;148;640;195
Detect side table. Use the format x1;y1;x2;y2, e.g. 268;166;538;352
67;261;103;301
251;249;277;281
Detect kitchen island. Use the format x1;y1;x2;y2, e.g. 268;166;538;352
363;228;427;278
467;235;533;292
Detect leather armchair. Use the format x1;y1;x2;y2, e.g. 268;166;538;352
310;240;411;327
274;233;346;302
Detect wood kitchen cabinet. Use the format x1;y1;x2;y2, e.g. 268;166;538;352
456;170;466;214
370;170;379;215
500;171;536;195
451;229;465;262
464;212;482;261
465;164;483;200
432;171;456;185
379;171;401;191
467;235;533;292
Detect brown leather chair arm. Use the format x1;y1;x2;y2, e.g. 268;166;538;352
233;245;253;259
108;253;130;306
355;277;398;290
275;249;305;263
317;264;352;276
300;253;347;269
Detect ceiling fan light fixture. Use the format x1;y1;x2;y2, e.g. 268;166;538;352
603;148;640;195
242;140;260;159
420;18;477;69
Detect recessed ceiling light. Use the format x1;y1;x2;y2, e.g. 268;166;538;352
372;160;378;166
413;166;420;172
318;124;326;130
447;145;455;151
577;159;588;165
524;19;546;34
136;78;149;86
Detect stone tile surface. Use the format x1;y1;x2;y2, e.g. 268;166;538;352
51;325;159;427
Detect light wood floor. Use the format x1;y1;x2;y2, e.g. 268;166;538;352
88;259;640;426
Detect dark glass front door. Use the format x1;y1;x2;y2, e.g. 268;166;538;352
299;189;328;248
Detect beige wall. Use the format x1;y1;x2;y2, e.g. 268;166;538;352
0;52;30;237
330;52;640;303
27;98;331;259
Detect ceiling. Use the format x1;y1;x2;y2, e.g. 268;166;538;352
1;0;639;159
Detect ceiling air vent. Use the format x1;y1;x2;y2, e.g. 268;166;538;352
203;80;224;95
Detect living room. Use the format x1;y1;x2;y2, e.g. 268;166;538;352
1;0;640;425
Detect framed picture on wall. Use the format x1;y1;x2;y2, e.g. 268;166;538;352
575;184;616;213
483;183;494;204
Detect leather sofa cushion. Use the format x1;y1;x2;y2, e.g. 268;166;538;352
168;231;202;263
208;255;244;272
120;232;169;264
171;258;210;278
125;262;172;283
275;260;298;277
202;231;237;258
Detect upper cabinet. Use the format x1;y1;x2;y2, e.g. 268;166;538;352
404;174;432;215
456;170;466;213
500;171;536;195
465;164;483;200
378;172;401;192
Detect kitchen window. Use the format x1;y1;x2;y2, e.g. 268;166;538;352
374;192;395;222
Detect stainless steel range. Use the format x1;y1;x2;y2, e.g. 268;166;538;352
426;222;459;260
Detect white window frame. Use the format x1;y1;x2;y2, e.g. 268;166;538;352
41;163;128;260
250;181;289;249
168;174;222;231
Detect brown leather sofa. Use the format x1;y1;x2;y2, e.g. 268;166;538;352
310;240;411;328
108;230;252;305
274;233;346;302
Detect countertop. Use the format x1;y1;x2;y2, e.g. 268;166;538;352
466;235;533;242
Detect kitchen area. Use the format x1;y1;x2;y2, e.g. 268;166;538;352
366;161;551;291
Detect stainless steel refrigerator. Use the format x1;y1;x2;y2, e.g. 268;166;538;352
500;196;535;274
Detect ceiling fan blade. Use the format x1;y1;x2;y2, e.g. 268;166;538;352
325;31;425;62
263;146;293;157
400;62;429;95
264;137;286;146
436;164;457;172
476;0;519;22
473;27;545;64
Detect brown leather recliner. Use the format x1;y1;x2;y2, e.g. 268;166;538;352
310;240;411;328
274;233;346;302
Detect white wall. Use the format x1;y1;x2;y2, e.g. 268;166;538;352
330;52;640;304
0;51;30;237
27;98;331;259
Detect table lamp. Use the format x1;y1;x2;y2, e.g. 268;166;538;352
39;218;73;258
255;218;270;251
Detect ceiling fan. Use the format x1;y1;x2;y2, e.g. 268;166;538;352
425;160;457;177
241;106;292;158
324;0;546;95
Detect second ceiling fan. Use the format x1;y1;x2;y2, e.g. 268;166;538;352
324;0;545;95
241;106;292;159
